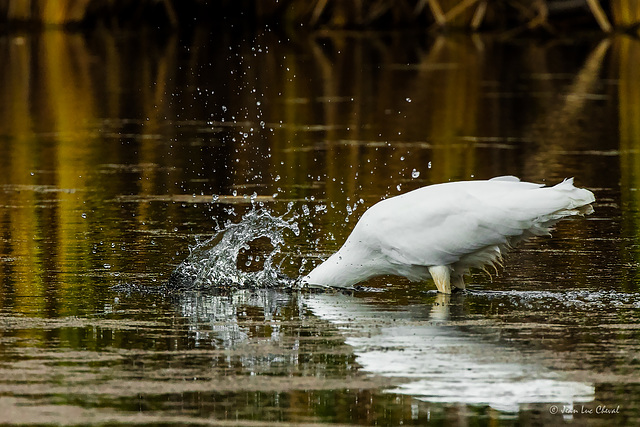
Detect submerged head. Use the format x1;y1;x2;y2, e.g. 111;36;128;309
300;252;344;289
300;245;377;290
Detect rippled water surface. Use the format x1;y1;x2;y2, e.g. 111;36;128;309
1;28;640;425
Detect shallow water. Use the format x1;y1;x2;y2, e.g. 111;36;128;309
0;28;639;425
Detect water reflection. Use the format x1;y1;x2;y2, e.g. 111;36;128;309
179;289;296;348
616;35;640;288
304;292;595;413
524;39;613;181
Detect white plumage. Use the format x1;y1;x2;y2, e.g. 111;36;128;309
302;176;595;294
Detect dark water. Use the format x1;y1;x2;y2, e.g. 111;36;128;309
0;28;639;425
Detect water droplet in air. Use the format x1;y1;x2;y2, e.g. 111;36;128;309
412;169;420;178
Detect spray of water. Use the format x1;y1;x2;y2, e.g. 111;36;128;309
168;206;301;290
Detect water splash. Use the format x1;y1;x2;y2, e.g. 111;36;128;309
168;206;300;290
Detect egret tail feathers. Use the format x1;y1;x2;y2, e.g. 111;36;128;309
552;178;596;210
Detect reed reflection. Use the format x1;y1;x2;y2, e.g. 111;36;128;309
522;39;614;183
0;28;624;310
615;35;640;289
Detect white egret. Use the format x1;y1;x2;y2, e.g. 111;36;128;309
302;176;595;293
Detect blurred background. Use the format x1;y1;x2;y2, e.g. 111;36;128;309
0;0;638;32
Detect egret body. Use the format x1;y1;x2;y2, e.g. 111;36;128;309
302;176;595;293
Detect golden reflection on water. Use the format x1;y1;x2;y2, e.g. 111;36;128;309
618;35;640;193
615;35;640;287
0;29;633;308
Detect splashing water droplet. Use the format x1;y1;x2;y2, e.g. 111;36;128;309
345;204;353;223
411;169;420;178
168;207;300;290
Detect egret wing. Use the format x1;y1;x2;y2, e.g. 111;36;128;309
359;180;586;268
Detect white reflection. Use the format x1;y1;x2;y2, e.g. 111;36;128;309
303;292;594;413
179;289;296;348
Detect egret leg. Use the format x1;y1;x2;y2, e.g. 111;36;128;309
428;265;451;294
452;275;465;291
